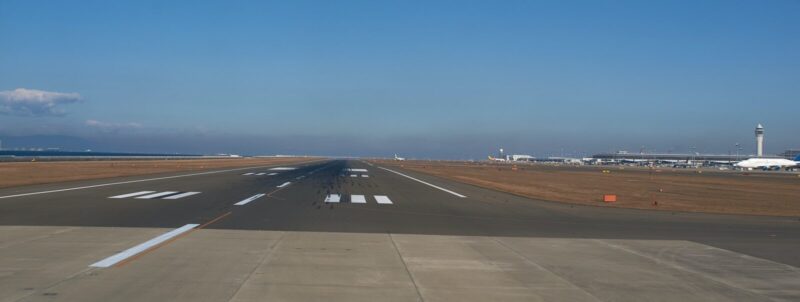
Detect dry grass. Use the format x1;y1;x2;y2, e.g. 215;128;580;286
0;157;317;188
375;160;800;217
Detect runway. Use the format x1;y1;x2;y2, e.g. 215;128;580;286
1;159;798;301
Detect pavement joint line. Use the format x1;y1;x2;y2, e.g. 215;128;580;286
0;163;318;200
378;166;467;198
388;233;426;302
226;231;287;301
235;193;266;206
492;237;603;301
592;239;800;294
90;224;200;268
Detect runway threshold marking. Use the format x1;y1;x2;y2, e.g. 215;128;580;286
277;182;291;188
378;167;467;198
109;191;155;199
235;193;266;206
0;164;304;200
375;195;393;204
90;224;199;268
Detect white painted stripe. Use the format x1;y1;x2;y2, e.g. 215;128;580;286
109;191;156;199
0;162;327;200
378;167;467;198
374;195;393;204
362;175;369;178
295;175;305;180
350;195;366;204
242;173;255;176
255;173;266;176
270;167;296;171
162;192;201;200
346;168;368;172
90;224;199;268
350;174;357;177
324;194;341;203
268;173;278;176
277;182;291;188
136;191;179;199
234;193;265;206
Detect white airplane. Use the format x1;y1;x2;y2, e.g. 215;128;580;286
394;154;406;161
487;155;506;162
734;156;800;170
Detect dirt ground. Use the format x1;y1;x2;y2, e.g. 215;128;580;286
0;157;316;189
374;160;800;217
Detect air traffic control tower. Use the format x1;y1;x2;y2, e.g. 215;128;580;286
755;124;764;157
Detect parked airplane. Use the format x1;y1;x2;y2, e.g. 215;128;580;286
734;156;800;170
394;154;406;161
487;155;506;162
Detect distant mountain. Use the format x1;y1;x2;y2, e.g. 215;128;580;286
0;135;94;151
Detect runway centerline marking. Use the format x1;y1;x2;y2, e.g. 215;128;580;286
109;191;155;199
0;163;319;200
162;192;201;200
267;173;278;176
90;224;199;268
235;193;266;206
375;195;393;204
277;182;291;188
378;167;467;198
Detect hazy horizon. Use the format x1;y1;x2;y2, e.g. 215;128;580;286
1;1;797;158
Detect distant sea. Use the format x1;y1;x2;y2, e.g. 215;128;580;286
0;150;199;157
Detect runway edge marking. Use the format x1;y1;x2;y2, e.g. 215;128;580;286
0;162;324;200
378;166;467;198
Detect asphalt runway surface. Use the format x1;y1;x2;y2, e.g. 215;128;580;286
1;159;798;301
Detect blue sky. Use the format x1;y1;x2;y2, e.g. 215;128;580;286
1;0;798;158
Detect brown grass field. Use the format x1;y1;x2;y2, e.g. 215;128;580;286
0;157;317;189
374;160;800;217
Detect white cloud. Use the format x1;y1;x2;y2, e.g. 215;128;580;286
85;119;143;132
0;88;82;116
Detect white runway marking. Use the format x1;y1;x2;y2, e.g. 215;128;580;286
136;191;179;199
378;167;467;198
255;173;266;176
295;175;305;180
374;195;393;204
109;191;156;199
346;168;368;172
268;173;278;176
90;224;199;268
277;182;291;188
324;194;341;203
234;193;265;206
362;175;369;178
350;195;367;204
162;192;201;200
350;174;358;177
0;163;312;200
270;167;296;171
242;173;255;176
